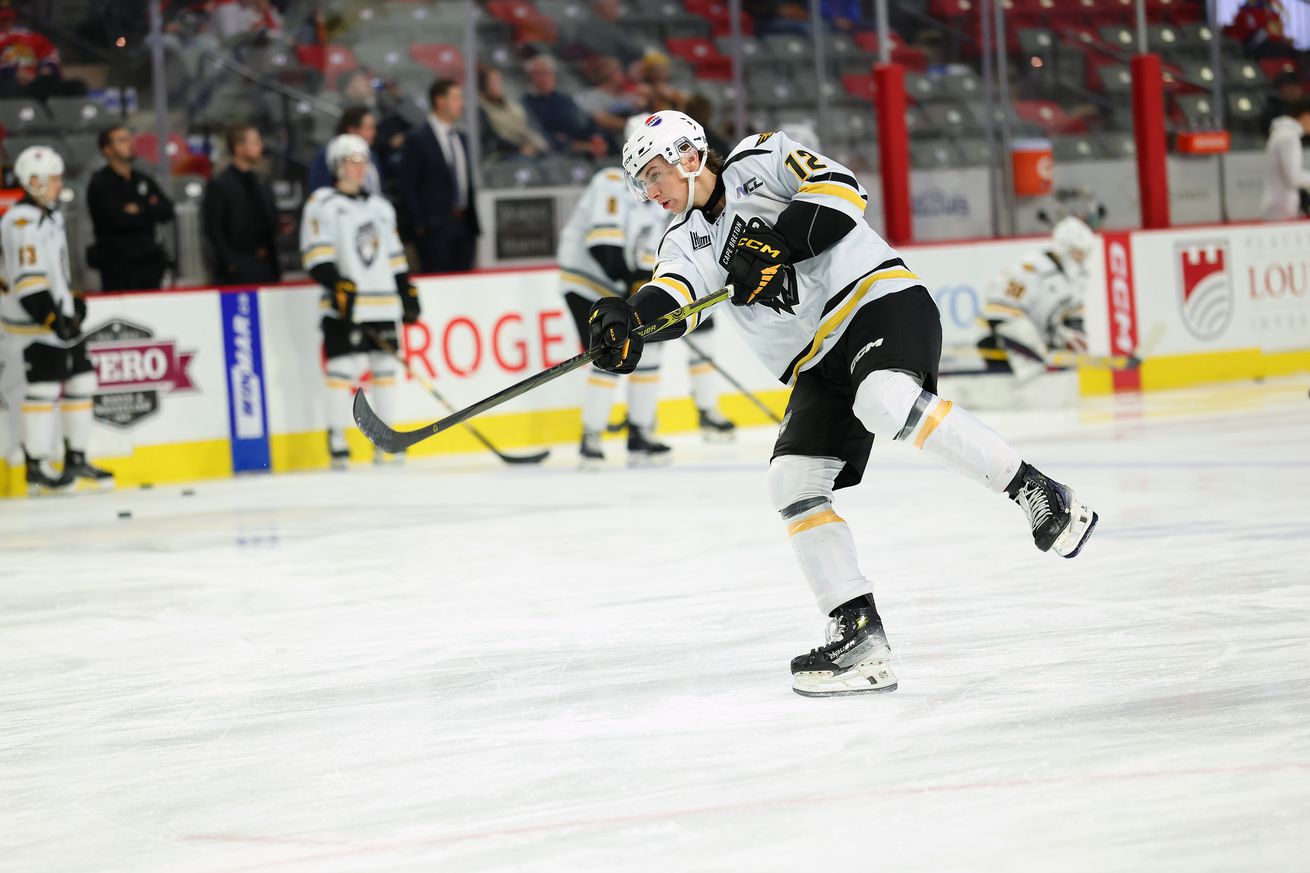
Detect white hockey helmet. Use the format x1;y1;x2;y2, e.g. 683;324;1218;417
14;145;65;206
326;133;370;177
1051;215;1096;266
621;110;708;212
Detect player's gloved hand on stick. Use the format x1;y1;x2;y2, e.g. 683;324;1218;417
587;297;644;374
52;311;79;341
726;222;791;307
71;292;87;334
1052;322;1088;355
334;279;357;322
401;284;421;325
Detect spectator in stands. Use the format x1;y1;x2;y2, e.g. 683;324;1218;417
522;54;608;159
822;0;865;32
1260;70;1305;137
1226;0;1296;59
744;0;810;36
202;123;282;284
307;106;381;194
0;4;85;99
575;56;648;154
635;53;687;113
478;65;548;161
210;0;284;42
400;79;480;274
86;124;176;292
565;0;647;68
1260;98;1310;220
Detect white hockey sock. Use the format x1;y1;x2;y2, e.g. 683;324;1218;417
686;333;718;412
60;371;97;454
768;455;873;615
367;351;397;430
855;370;1022;494
626;364;662;430
21;381;60;460
324;353;366;435
912;398;1022;493
581;366;618;434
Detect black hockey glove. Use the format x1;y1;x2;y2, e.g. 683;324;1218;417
71;292;88;333
52;311;79;341
334;279;357;322
400;283;421;325
587;297;645;374
1299;188;1310;217
726;221;792;306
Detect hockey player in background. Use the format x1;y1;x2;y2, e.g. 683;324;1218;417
976;216;1094;382
301;133;419;469
0;145;114;494
587;111;1098;696
559;116;735;468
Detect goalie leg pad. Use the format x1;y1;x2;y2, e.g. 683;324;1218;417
767;455;874;616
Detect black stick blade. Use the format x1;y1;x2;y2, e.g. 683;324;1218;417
497;448;551;465
352;389;412;453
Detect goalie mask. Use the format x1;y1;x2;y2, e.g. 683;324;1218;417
1051;216;1096;274
621;110;708;214
15;145;65;208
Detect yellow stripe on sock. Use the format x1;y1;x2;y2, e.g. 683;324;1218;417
787;509;843;536
21;403;54;413
914;399;953;449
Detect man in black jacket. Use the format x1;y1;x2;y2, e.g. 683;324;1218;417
400;79;480;274
86;124;175;291
202;123;281;285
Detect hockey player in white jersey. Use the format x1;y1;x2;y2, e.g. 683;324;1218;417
301;133;419;468
977;216;1093;381
0;145;114;493
587;111;1098;697
559;117;735;468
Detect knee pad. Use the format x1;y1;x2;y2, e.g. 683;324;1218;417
852;369;928;439
326;352;367;384
63;370;96;400
767;455;844;517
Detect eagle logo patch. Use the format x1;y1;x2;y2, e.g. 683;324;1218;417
355;221;380;268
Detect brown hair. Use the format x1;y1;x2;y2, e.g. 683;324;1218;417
336;105;374;136
225;122;257;154
97;123;128;151
428;78;459;108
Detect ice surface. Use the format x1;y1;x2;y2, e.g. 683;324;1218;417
2;379;1309;873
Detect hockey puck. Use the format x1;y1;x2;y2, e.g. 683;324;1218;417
117;510;132;519
140;482;154;490
181;488;196;497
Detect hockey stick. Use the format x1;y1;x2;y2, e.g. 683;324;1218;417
683;336;783;424
945;344;1142;372
361;326;550;465
354;286;733;453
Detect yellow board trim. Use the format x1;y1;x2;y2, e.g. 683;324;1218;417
787;509;844;536
1079;348;1310;395
798;181;867;210
914;398;953;449
787;268;919;383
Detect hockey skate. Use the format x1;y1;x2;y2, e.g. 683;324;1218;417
792;601;898;697
63;447;114;491
579;430;605;471
327;430;351;471
25;454;73;496
1009;463;1098;558
698;408;737;443
627;424;671;467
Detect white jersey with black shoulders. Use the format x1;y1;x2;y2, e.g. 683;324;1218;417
558;167;667;301
982;250;1085;346
641;131;922;384
0;201;75;348
301;186;407;322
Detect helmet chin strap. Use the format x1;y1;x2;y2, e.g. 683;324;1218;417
672;149;707;215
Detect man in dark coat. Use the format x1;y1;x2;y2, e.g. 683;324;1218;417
399;79;480;274
202;123;282;284
85;123;175;291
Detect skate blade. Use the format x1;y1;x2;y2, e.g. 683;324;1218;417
578;456;605;471
1058;509;1098;559
27;482;76;497
793;659;898;698
701;428;736;444
74;477;116;494
627;453;672;468
330;457;351;471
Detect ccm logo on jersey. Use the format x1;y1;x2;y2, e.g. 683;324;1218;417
736;177;763;198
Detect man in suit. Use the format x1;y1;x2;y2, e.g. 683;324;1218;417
400;79;480;274
202;123;282;284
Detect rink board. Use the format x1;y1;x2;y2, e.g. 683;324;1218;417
2;223;1308;495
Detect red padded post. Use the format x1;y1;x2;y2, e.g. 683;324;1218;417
1130;53;1170;229
874;63;911;244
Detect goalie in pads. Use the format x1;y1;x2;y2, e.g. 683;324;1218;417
302;134;419;468
587;111;1099;697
